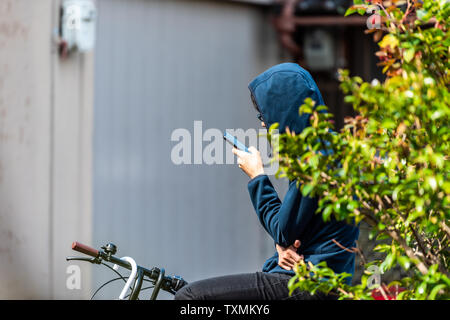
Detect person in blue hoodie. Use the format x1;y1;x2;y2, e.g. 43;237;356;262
174;63;359;300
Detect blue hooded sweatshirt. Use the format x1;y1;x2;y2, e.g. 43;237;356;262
247;63;360;284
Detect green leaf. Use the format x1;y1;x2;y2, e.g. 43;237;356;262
404;48;415;62
322;206;333;222
379;34;399;49
417;282;427;297
373;244;391;253
397;256;411;270
345;7;357;17
357;8;366;15
302;184;314;196
416;9;432;22
380;253;396;273
428;284;446;300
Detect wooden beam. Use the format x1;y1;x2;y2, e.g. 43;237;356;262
293;15;367;26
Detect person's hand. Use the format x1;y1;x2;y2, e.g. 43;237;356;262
276;240;303;271
232;146;265;180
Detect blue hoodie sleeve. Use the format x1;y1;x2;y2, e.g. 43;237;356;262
247;174;315;247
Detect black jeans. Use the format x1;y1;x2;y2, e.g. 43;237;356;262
174;272;337;300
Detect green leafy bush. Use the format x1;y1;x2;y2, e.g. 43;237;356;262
271;0;449;300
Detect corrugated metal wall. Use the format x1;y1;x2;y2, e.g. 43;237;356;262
93;0;288;299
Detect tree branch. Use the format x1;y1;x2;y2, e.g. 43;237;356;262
384;227;429;275
361;207;429;275
409;224;433;265
440;221;450;239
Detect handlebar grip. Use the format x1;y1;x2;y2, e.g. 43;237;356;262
71;241;99;258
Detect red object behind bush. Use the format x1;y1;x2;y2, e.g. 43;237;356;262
371;285;406;300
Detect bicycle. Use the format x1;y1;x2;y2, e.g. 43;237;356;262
66;241;188;300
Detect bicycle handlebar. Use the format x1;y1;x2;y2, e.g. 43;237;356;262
69;241;188;298
72;241;99;258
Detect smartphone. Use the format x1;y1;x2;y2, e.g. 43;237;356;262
223;131;250;153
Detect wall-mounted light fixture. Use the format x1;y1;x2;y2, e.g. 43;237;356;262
58;0;97;57
303;29;335;71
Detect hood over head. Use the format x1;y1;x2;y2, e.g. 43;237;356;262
248;63;325;134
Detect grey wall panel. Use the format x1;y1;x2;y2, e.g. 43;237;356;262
0;0;94;299
94;0;287;299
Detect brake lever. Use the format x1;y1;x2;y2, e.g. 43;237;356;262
66;256;102;264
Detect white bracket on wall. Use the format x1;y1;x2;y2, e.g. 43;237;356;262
59;0;97;56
